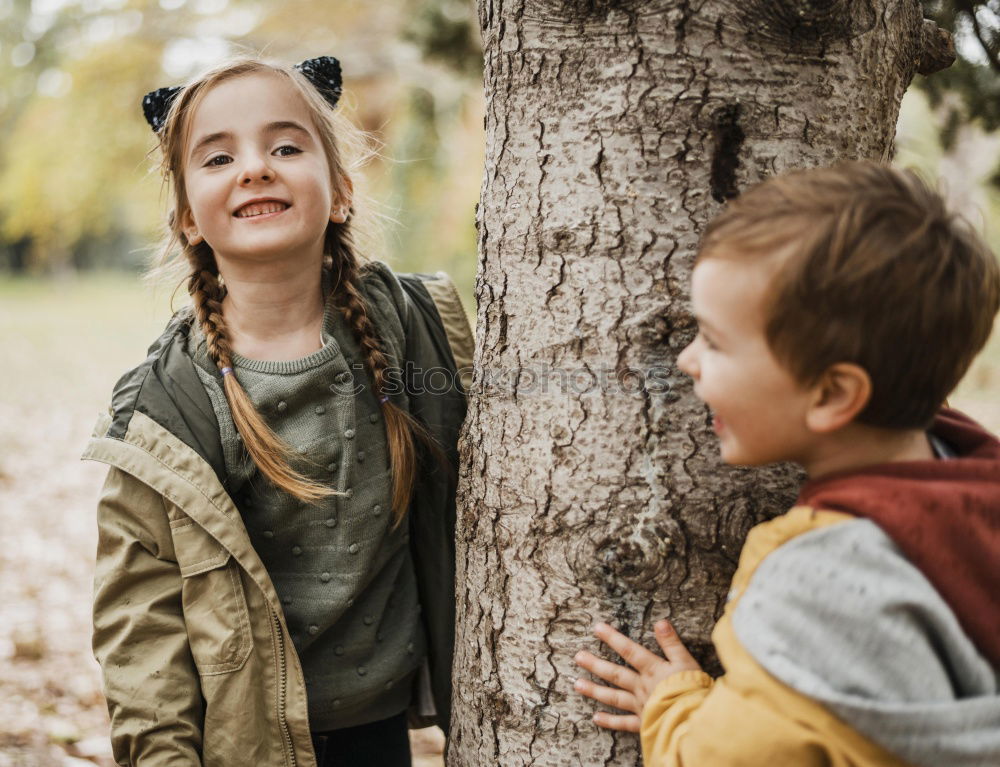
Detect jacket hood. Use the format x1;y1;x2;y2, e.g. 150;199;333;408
797;408;1000;668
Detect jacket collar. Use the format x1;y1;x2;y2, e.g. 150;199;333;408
84;409;286;615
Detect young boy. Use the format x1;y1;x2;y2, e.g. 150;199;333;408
573;161;1000;767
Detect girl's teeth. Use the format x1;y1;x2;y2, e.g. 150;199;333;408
237;202;286;217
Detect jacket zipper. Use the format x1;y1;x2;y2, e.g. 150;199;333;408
273;611;297;767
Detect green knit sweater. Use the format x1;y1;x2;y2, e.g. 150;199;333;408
188;265;426;731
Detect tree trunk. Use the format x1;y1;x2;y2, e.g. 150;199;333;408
450;2;949;765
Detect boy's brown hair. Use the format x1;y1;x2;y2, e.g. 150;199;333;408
698;160;1000;429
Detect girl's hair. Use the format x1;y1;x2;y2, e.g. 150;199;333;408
151;57;433;525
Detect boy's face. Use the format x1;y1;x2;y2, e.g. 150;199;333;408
677;256;817;467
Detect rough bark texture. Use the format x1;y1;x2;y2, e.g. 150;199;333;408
451;2;932;764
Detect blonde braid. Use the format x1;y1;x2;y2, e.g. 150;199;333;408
337;272;394;395
188;259;233;366
329;238;441;526
188;248;335;503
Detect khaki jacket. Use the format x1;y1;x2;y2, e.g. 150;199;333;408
84;271;474;767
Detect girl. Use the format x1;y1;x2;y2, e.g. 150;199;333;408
83;56;473;767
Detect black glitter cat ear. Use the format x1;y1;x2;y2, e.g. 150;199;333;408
294;56;343;110
141;85;182;133
140;56;343;134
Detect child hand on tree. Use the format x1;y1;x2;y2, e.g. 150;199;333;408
574;619;703;732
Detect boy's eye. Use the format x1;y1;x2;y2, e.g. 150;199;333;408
698;330;718;351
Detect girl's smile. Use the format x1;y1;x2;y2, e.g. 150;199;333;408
233;198;291;219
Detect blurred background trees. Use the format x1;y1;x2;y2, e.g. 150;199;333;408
0;2;998;303
920;2;1000;137
0;1;998;300
907;2;1000;236
0;0;484;297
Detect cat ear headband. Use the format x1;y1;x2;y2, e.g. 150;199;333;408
140;55;343;133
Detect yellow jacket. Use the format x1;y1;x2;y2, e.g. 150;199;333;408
640;507;995;767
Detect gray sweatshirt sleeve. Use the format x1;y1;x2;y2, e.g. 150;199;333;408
731;519;1000;767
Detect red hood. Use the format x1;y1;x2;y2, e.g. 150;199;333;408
797;409;1000;667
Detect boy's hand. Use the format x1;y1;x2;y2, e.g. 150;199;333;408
573;619;703;732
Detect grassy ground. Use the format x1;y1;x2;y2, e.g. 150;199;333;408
0;273;171;766
0;273;996;765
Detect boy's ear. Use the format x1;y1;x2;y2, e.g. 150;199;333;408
179;208;203;246
805;363;872;433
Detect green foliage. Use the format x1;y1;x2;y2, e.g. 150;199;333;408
923;1;1000;72
919;2;1000;183
403;0;482;77
0;39;164;268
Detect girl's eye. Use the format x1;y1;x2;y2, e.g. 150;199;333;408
206;155;231;167
275;145;301;157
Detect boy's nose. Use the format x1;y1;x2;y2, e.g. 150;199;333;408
677;341;699;379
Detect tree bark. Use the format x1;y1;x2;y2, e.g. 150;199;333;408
451;2;939;764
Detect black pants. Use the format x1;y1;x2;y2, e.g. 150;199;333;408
311;712;412;767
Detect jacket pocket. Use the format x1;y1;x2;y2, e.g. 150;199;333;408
170;520;253;675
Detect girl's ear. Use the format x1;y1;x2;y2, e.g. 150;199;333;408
805;363;872;433
180;208;203;245
330;174;354;224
